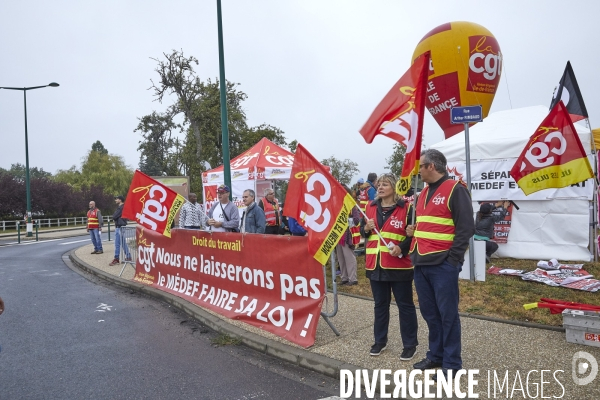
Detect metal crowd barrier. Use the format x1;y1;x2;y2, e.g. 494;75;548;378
118;226;137;277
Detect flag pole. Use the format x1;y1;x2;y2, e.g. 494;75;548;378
352;199;389;248
586;117;598;262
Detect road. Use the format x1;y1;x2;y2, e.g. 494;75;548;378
0;234;342;399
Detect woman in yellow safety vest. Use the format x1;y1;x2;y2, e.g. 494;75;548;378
361;173;418;361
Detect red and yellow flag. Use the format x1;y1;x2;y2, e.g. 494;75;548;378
359;52;430;195
510;101;593;196
122;170;185;238
283;144;356;265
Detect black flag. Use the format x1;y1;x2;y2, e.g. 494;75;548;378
549;61;588;123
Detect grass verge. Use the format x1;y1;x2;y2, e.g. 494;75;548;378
328;255;600;326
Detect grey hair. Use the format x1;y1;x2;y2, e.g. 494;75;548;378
244;189;256;199
421;149;447;174
264;188;274;196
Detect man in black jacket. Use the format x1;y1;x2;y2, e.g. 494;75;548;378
406;149;475;378
109;195;131;266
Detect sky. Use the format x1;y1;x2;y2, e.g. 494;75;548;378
1;0;599;183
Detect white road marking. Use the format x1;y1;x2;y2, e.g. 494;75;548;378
1;238;65;247
59;239;91;245
96;303;113;312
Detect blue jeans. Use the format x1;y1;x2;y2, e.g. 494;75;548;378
114;227;131;259
369;279;418;349
89;229;102;252
414;261;462;369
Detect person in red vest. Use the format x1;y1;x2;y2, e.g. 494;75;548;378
335;184;362;286
361;173;418;361
357;173;377;213
406;149;474;379
87;200;103;254
258;188;281;235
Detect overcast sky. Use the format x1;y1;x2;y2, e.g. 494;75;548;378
1;1;599;182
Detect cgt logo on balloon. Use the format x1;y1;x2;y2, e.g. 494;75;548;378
413;21;501;139
468;35;502;94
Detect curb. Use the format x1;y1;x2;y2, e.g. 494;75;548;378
67;249;362;380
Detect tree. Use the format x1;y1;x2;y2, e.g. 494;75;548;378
385;143;407;177
91;141;109;155
0;168;94;219
138;52;288;193
8;163;52;182
54;143;134;199
135;111;184;176
320;156;359;186
150;50;203;166
288;139;298;153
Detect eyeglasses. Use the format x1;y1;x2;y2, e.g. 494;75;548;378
419;163;431;169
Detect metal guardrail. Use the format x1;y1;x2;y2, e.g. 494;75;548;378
118;226;137;277
0;216;111;231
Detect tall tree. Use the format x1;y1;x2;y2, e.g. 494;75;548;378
385;143;407;177
135;111;183;176
139;54;287;193
320;156;359;186
54;143;134;198
91;141;109;155
150;50;203;166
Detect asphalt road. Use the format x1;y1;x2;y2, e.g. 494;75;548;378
0;235;342;400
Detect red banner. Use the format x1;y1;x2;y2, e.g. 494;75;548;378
510;101;593;196
122;170;186;238
284;144;357;265
133;227;325;347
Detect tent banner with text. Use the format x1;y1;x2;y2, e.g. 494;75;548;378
445;159;593;201
133;227;325;348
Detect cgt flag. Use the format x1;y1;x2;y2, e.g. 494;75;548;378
510;101;593;196
122;170;185;238
549;61;588;123
359;52;430;195
284;144;356;265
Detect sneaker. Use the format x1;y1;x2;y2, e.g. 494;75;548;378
346;281;358;286
413;357;442;370
109;259;120;266
370;343;387;356
97;250;103;254
339;280;349;286
91;250;98;254
336;270;341;276
400;347;416;361
124;257;132;262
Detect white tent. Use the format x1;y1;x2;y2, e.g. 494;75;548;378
431;105;595;261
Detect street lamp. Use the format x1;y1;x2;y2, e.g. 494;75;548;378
0;82;59;237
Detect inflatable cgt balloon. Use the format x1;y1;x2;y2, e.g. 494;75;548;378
413;21;502;139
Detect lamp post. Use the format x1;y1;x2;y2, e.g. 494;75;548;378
0;82;59;237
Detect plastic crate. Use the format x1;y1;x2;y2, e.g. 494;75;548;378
563;309;600;348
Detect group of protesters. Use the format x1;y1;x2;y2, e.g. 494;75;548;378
178;185;299;236
83;147;504;379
